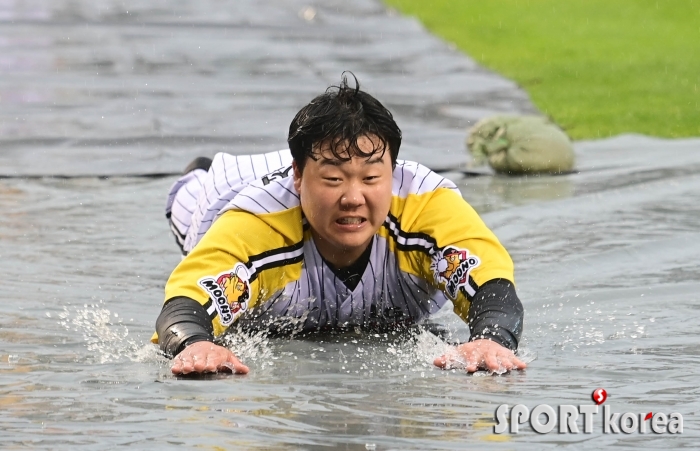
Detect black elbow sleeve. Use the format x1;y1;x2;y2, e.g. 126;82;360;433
467;278;524;351
155;297;215;358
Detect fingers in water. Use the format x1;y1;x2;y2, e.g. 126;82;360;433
220;360;249;374
513;357;528;370
434;353;475;371
171;353;196;374
433;355;448;368
435;345;527;375
192;356;205;373
232;359;250;374
203;354;218;373
484;354;500;371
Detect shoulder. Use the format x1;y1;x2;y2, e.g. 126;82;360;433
384;160;494;259
201;195;304;260
392;160;460;198
208;149;293;189
223;169;300;216
388;160;464;231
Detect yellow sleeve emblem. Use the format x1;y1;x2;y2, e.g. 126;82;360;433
430;246;481;300
197;263;251;326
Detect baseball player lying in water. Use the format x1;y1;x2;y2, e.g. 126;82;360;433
152;74;526;375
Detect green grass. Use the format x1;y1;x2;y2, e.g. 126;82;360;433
384;0;700;139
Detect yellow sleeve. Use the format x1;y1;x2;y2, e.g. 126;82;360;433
157;207;303;339
394;187;514;322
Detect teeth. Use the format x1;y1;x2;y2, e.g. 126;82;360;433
338;217;363;224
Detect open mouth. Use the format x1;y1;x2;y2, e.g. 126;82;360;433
336;217;366;225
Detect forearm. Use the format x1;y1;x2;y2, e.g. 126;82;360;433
467;278;524;350
155;296;215;357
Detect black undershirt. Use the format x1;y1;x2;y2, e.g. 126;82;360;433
322;238;373;291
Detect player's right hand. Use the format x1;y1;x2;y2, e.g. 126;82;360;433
171;341;249;375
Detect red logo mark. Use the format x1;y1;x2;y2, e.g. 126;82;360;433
592;388;607;405
645;412;653;421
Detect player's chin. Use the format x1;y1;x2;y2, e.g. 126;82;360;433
329;224;366;238
336;235;373;251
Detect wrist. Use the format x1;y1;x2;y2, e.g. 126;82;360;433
155;296;216;357
176;335;215;357
469;326;517;350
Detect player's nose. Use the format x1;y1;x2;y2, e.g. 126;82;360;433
340;182;365;208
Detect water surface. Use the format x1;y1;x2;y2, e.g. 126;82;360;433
1;1;699;449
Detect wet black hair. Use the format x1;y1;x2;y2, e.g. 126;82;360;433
287;72;402;172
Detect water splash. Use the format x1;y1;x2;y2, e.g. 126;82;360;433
285;326;533;376
220;328;275;368
58;302;159;364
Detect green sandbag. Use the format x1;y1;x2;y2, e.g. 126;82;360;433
466;115;575;175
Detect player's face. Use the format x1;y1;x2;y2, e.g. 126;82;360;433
293;135;394;267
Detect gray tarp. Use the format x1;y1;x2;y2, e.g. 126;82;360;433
0;0;536;178
2;1;699;449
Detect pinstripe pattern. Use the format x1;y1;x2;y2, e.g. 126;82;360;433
165;150;293;255
166;168;208;252
168;155;458;255
221;177;299;216
392;160;460;198
166;151;485;332
237;235;449;332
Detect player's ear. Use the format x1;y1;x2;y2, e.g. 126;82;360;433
292;161;302;193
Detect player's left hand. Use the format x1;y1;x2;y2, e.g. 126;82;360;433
433;339;527;373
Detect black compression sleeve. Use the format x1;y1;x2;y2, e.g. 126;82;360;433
467;278;524;351
155;296;215;358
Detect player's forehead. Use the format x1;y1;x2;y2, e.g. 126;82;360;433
311;134;389;165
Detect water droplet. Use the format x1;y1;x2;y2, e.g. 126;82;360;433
299;6;316;22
